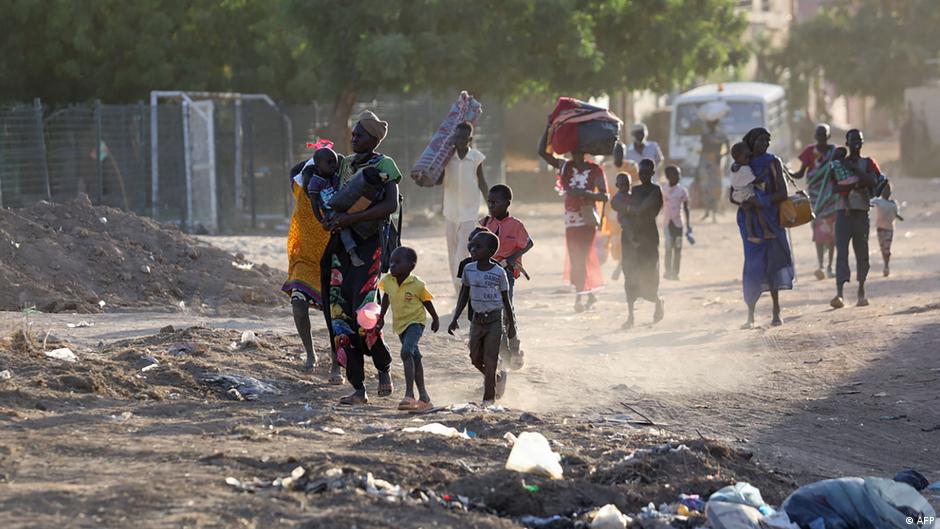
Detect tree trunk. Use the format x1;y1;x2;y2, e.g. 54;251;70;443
318;89;357;153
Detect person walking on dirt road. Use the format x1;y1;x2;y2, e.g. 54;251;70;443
320;111;403;405
830;129;882;309
733;127;794;328
793;123;837;280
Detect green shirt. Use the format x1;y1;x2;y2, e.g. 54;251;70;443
337;152;402;187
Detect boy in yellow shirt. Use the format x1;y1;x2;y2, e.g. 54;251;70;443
377;246;440;411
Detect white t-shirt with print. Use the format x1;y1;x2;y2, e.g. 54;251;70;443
442;148;486;222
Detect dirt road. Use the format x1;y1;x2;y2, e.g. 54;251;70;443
2;171;939;527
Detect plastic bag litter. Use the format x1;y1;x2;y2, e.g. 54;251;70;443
505;432;563;479
519;514;566;527
706;502;801;529
0;370;11;381
782;477;937;529
591;504;632;529
710;482;775;515
402;422;470;440
201;374;278;400
237;331;258;348
44;347;77;362
66;321;94;328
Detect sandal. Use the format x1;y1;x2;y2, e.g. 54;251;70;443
377;372;393;397
398;397;419;411
339;393;368;406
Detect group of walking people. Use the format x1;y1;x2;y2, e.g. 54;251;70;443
280;108;900;407
732;124;897;327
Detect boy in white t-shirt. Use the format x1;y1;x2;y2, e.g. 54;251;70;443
442;122;489;292
661;165;691;280
871;182;903;277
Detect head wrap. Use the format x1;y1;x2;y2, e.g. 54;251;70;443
357;110;388;143
631;122;648;135
742;127;770;153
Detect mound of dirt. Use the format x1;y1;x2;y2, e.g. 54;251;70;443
0;195;284;313
0;326;318;405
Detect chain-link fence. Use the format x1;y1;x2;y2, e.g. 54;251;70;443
1;94;505;233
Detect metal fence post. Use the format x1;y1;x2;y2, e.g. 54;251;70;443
94;100;103;204
246;107;256;229
34;98;52;200
182;100;193;230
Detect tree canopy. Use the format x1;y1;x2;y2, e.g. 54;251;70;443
785;0;940;106
2;0;748;132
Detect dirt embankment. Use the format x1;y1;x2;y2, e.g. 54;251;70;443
0;195;283;313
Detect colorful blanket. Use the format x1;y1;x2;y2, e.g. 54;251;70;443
410;91;483;187
547;97;621;155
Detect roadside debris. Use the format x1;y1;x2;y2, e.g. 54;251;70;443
402;422;471;440
44;347;78;362
505;431;563;479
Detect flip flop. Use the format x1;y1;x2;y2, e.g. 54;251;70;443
328;371;345;385
412;400;433;412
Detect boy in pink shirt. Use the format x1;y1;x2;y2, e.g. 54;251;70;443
480;184;533;369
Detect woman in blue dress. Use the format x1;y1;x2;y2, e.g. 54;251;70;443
734;127;794;328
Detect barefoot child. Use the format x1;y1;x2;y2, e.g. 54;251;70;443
448;231;517;405
377;247;440;411
730;142;774;244
871;182;903;277
480;184;533;370
304;147;364;266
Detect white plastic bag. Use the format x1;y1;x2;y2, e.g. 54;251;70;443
504;432;563;479
591;504;631;529
402;423;470;440
44;347;77;362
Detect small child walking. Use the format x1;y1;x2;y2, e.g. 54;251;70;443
448;231;517;405
871;182;903;277
661;165;691;280
480;184;533;370
377;247;440;411
730;142;774;244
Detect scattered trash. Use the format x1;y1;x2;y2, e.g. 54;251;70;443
99;216;108;224
0;369;12;381
44;347;78;362
678;493;705;512
402;422;471;440
927;481;940;491
140;264;151;275
231;330;259;350
894;469;929;491
505;431;563;479
141;363;159;372
98;300;106;308
66;321;94;328
504;432;518;446
226;388;244;401
782;477;936;529
591;504;632;529
201;373;278;400
709;482;775;516
322;427;345;435
231;260;254;271
707;501;795;529
518;514;566;528
11;240;20;249
873;392;888;398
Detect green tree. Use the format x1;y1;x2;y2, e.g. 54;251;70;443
785;0;940;107
283;0;748;142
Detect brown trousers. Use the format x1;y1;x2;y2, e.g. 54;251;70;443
469;312;502;401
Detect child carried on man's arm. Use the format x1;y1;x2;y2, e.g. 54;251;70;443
448;231;517;405
377;247;440;412
729;142;775;244
305;147;385;267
